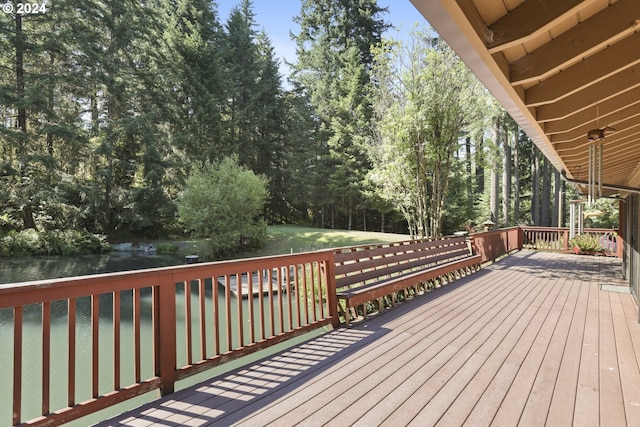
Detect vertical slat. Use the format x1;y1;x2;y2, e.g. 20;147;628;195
67;298;76;406
277;268;284;334
213;276;220;355
184;281;192;365
302;263;310;325
133;289;141;383
286;265;293;330
13;306;23;426
225;275;232;351
310;262;318;322
113;291;120;391
294;264;302;328
91;295;99;398
268;269;275;337
236;273;244;347
248;272;255;344
316;262;325;319
259;271;266;340
42;301;51;415
199;279;206;361
153;286;160;377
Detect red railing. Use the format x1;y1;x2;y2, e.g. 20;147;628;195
0;250;336;427
521;226;621;257
470;227;522;264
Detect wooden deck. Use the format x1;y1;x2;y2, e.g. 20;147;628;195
98;251;640;427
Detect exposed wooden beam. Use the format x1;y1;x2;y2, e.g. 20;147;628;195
549;104;640;144
560;137;640;160
555;125;640;154
562;141;640;166
535;66;640;121
456;0;495;45
526;31;640;106
510;0;640;85
487;0;591;53
544;86;640;134
626;163;640;188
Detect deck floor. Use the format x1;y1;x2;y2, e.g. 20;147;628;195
99;251;640;427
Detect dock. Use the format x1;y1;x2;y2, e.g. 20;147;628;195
216;270;294;298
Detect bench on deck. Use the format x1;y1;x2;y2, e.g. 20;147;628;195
333;236;482;326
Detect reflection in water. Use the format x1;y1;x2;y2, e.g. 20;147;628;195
0;252;186;285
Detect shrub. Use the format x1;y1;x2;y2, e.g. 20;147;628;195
178;157;268;258
0;229;111;257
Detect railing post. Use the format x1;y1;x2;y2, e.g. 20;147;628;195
517;227;523;251
155;273;176;396
325;251;340;328
563;229;569;251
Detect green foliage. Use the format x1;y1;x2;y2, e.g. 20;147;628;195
156;243;179;253
369;30;484;237
569;234;604;253
584;199;619;229
291;0;388;229
178;157;268;258
0;229;111;257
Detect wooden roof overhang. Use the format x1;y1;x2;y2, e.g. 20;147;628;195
410;0;640;197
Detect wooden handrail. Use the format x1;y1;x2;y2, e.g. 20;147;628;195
0;250;337;427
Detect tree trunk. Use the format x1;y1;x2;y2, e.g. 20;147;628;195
532;146;540;225
476;135;484;195
502;125;511;227
553;168;561;227
466;136;473;215
541;156;551;226
15;15;26;135
15;14;35;230
490;122;500;225
514;130;520;224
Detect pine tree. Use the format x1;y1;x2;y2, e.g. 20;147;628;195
292;0;388;229
163;0;226;165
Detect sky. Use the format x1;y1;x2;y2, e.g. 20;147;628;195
216;0;428;80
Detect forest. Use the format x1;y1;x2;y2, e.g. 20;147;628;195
0;0;617;257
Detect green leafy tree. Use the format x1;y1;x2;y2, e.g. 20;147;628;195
370;30;483;237
178;157;268;258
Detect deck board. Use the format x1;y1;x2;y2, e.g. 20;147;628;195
98;251;640;427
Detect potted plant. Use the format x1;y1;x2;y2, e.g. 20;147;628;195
569;233;603;255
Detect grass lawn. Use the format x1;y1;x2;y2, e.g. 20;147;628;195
239;224;410;258
161;225;410;260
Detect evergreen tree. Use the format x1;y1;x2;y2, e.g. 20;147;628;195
292;0;388;229
163;0;226;165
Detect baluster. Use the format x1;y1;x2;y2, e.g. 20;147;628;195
198;279;206;361
236;273;243;348
68;298;76;406
113;292;121;390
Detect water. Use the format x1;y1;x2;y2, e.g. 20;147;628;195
0;252;187;285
